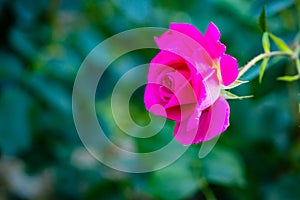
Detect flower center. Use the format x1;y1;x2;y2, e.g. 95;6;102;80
161;74;174;90
158;74;175;102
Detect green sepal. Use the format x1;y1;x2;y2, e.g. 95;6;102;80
222;79;249;90
221;90;254;100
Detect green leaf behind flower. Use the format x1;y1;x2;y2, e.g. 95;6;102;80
277;75;300;82
202;146;246;187
269;33;293;53
258;6;268;32
146;157;198;200
259;57;270;83
262;32;270;53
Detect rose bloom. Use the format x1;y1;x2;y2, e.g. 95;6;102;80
144;22;238;145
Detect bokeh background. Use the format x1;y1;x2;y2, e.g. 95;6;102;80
0;0;299;199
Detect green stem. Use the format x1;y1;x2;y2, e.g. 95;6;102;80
200;177;217;200
295;38;300;74
237;51;294;79
296;59;300;75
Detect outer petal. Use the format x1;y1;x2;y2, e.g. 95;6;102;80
220;54;238;86
154;24;204;60
173;96;230;145
169;23;203;45
205;22;221;41
203;22;226;59
199;96;230;137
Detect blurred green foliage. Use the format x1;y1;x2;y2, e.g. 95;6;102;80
0;0;299;199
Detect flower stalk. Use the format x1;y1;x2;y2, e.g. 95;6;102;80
237;51;296;79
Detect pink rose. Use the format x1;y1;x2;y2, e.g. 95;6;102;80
144;22;238;145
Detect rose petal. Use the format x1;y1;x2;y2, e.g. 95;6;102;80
173;112;200;145
188;53;220;110
169;23;203;44
166;103;196;121
189;47;213;76
220;54;239;86
173;96;230;145
158;86;173;102
151;50;185;66
154;24;204;60
205;22;221;41
144;84;196;121
144;84;165;115
150;51;192;81
165;75;196;107
203;22;226;59
200;96;230;138
148;51;181;83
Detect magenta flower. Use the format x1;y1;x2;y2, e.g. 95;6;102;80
144;22;238;145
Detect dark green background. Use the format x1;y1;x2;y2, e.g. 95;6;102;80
0;0;299;199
